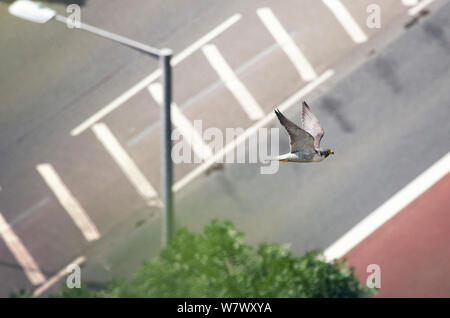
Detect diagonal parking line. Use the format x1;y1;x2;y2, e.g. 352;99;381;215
71;14;242;136
408;0;437;15
37;164;100;242
257;7;317;82
322;0;368;43
0;212;46;286
92;123;160;207
148;83;213;161
202;44;265;121
402;0;419;5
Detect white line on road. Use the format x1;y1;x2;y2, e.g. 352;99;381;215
126;41;285;147
33;256;85;297
91;123;160;206
70;14;242;136
173;69;335;192
324;152;450;262
0;212;46;285
148;83;213;161
202;44;265;120
171;14;242;66
37;164;100;242
402;0;419;6
257;7;317;82
408;0;436;16
321;0;368;43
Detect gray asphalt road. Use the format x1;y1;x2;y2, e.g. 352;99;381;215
79;0;450;295
0;0;448;296
0;0;264;295
175;1;450;255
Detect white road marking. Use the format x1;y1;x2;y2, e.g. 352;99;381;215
408;0;436;15
257;7;317;82
321;0;368;43
91;123;159;206
148;83;213;161
37;164;100;242
171;14;242;66
173;69;335;192
70;14;242;136
402;0;419;6
324;152;450;262
33;256;85;297
0;212;46;285
202;44;265;120
127;41;284;147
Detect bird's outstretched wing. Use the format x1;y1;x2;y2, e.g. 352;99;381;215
274;109;315;153
301;101;324;149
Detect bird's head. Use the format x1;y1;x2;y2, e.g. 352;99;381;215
321;149;335;158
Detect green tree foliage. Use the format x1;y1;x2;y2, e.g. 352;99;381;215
56;220;375;298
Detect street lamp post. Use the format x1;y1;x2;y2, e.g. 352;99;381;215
9;0;174;247
160;50;174;247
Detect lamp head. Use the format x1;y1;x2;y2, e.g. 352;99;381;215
9;0;56;24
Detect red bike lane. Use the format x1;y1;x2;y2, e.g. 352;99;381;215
344;173;450;297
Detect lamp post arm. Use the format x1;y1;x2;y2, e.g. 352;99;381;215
54;14;162;58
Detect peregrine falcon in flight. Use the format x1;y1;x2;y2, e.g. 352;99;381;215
273;101;334;162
